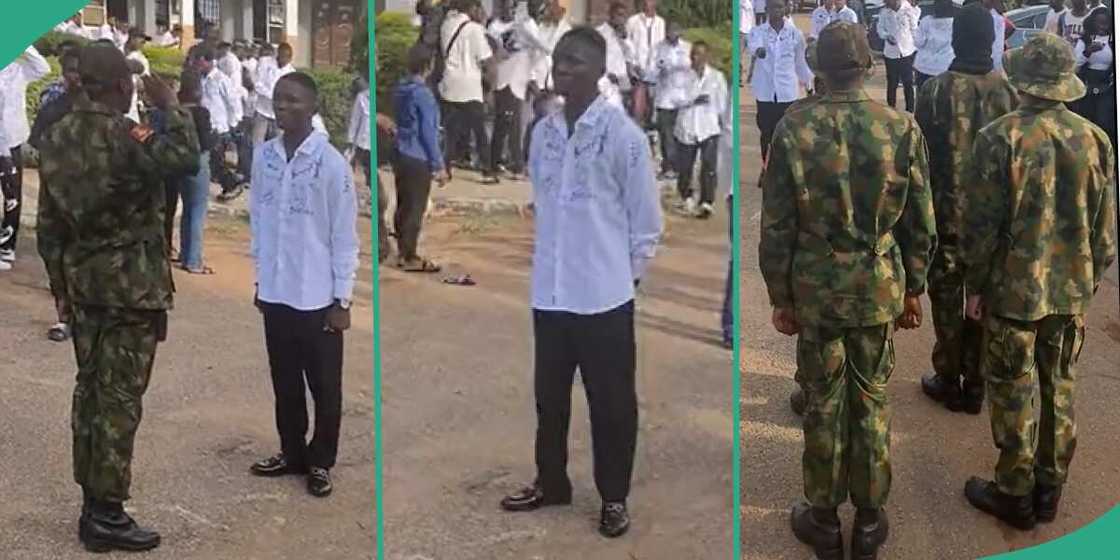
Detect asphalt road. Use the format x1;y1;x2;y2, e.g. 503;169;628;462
738;22;1120;559
379;199;736;559
0;216;376;559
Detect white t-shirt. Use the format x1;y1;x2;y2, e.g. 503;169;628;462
125;50;151;124
1057;10;1089;47
1075;36;1114;71
439;11;493;103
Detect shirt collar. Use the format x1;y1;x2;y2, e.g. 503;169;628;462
544;94;610;136
72;96;124;117
269;129;329;160
823;89;871;104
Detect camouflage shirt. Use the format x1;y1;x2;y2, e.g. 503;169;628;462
915;71;1018;252
38;98;200;311
964;98;1117;321
760;89;938;327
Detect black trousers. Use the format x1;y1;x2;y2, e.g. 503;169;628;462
756;101;792;163
884;54;916;112
261;302;344;469
533;301;638;503
444;100;493;175
656;109;679;174
914;70;934;89
210;131;240;190
491;87;524;174
1;145;23;251
676;135;719;204
391;154;433;261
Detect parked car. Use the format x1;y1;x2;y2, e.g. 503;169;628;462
1005;4;1051;48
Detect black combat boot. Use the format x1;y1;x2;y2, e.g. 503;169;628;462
851;507;890;560
964;477;1036;530
921;372;961;410
955;380;984;415
80;500;161;553
1034;483;1062;523
790;503;843;560
790;388;807;416
78;490;94;538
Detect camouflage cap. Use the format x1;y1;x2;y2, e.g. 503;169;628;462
816;21;872;77
1003;32;1086;102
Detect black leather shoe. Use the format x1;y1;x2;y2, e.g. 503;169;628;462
307;467;333;498
599;501;630;538
851;508;889;560
1034;483;1062;523
500;482;572;512
80;501;161;553
957;382;984;415
790;388;807;416
965;477;1036;530
921;373;961;410
250;453;308;477
790;503;843;560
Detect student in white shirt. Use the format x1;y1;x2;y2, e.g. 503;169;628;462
531;0;572;92
54;13;85;37
913;0;955;87
811;0;859;40
748;0;813;168
1072;7;1115;145
1043;0;1066;35
717;93;734;348
347;67;372;192
0;45;50;264
754;0;768;25
596;2;636;109
877;0;921;111
235;41;259;181
440;0;499;183
741;0;754;85
626;0;665;126
674;41;727;219
1054;0;1092;47
501;26;662;540
124;28;151;123
198;48;244;199
491;1;552;179
248;72;359;499
651;20;691;178
252;43;296;147
153;24;181;47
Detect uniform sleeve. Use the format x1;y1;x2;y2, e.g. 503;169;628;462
913;79;935;137
1090;135;1118;292
962;129;1008;296
136;106;202;179
618;122;663;280
758;120;798;308
36;145;68;305
895;123;937;295
328;155;360;301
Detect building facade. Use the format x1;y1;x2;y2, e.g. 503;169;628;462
80;0;364;68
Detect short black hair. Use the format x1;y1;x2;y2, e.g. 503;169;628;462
277;71;320;100
179;68;202;97
58;40;80;54
199;46;219;62
406;43;433;74
558;26;607;66
277;42;293;55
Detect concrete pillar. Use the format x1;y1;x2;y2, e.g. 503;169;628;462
285;0;304;65
143;0;158;34
220;0;237;40
181;0;196;48
241;0;254;40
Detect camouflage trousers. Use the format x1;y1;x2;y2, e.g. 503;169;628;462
796;323;894;509
71;305;161;503
928;248;982;387
982;314;1083;497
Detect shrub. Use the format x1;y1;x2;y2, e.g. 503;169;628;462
143;45;186;80
33;30;89;56
305;66;361;149
374;11;416;116
684;25;733;80
658;0;732;29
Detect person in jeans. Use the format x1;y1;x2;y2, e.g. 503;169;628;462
395;44;450;272
913;0;955;88
440;0;499;184
176;70;216;275
248;72;360;499
674;41;727;219
877;0;921;111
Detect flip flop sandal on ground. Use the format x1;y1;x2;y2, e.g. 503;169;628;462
442;274;476;286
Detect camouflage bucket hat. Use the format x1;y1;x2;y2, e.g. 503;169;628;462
816;21;872;77
1003;32;1086;102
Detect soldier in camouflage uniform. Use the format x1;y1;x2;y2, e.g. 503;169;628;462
759;22;937;560
37;43;200;552
962;33;1117;531
913;3;1019;414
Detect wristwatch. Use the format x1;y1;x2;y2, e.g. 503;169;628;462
335;298;352;310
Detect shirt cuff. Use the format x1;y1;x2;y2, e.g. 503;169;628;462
631;255;651;281
334;278;356;302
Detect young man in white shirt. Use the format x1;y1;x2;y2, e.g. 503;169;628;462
740;0;754;85
651;20;691;179
491;1;552;180
440;0;500;184
811;0;859;39
877;0;921;111
252;43;296;148
124;28;152;124
501;26;662;540
0;45;50;266
1043;0;1067;35
674;41;727;219
248;72;359;499
1054;0;1091;47
984;0;1007;71
531;0;573;93
914;0;956;86
54;13;85;37
626;0;665;127
748;0;813;176
198;48;244;200
596;2;636;109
